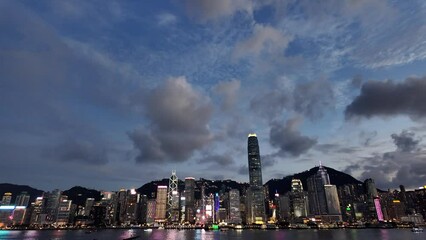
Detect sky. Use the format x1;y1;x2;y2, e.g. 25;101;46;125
1;0;426;191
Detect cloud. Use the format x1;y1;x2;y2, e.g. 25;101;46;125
233;24;291;60
269;117;317;157
183;0;252;22
345;77;426;120
391;130;421;152
128;77;214;163
197;154;234;166
293;78;335;120
344;131;426;189
157;12;178;26
213;79;241;111
47;139;108;165
250;77;334;121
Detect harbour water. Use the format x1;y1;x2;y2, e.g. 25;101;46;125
0;229;424;240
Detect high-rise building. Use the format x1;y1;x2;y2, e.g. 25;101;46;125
125;189;140;224
146;200;156;224
44;189;61;223
155;186;167;223
228;189;242;224
184;177;196;223
307;170;328;216
324;185;341;215
167;170;179;223
84;198;95;217
29;197;44;226
247;133;266;224
15;192;30;207
56;195;72;225
291;179;308;218
1;193;12;206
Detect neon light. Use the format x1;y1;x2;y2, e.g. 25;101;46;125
15;206;26;209
158;186;167;189
0;206;15;210
374;198;384;221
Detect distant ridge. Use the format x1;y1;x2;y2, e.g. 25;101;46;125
0;167;362;202
0;183;44;203
265;166;363;199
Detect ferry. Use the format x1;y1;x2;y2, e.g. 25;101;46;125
411;227;423;233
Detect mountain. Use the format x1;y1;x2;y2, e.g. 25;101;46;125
265;166;363;199
137;178;250;199
62;186;102;206
0;183;44;204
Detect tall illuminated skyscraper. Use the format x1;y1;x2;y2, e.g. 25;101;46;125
247;133;266;224
184;177;196;223
155;186;168;223
167;170;179;223
248;134;263;187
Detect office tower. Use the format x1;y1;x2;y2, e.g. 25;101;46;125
117;189;127;224
364;178;380;220
324;185;341;215
228;189;242;224
138;195;148;224
15;192;30;207
291;179;308;218
277;193;291;221
248;134;263;187
247;133;266;224
1;193;12;205
45;189;61;223
146;200;156;224
125;189;140;224
318;162;330;185
84;198;95;217
155;186;167;223
180;196;186;223
56;195;72;225
167;170;179;223
307;172;328;215
184;177;196;223
29;197;44;225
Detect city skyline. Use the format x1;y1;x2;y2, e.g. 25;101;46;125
1;1;426;191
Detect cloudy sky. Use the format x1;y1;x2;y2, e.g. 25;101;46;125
1;0;426;191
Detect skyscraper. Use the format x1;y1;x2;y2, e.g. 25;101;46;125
167;170;179;223
184;177;196;223
291;179;308;218
1;193;12;206
307;169;328;215
155;186;168;223
228;189;242;224
15;192;30;207
248;134;263;187
247;133;266;224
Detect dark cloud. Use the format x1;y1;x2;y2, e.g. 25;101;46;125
261;154;276;168
250;78;334;122
293;78;335;120
197;154;234;166
128;77;214;163
47;140;108;165
345;77;426;119
391;130;421;152
250;90;289;121
270;117;317;157
344;132;426;189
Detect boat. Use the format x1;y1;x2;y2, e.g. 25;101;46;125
144;228;153;232
411;227;423;233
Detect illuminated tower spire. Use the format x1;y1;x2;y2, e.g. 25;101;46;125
167;170;179;222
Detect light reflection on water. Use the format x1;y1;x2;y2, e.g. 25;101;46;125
0;228;419;240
